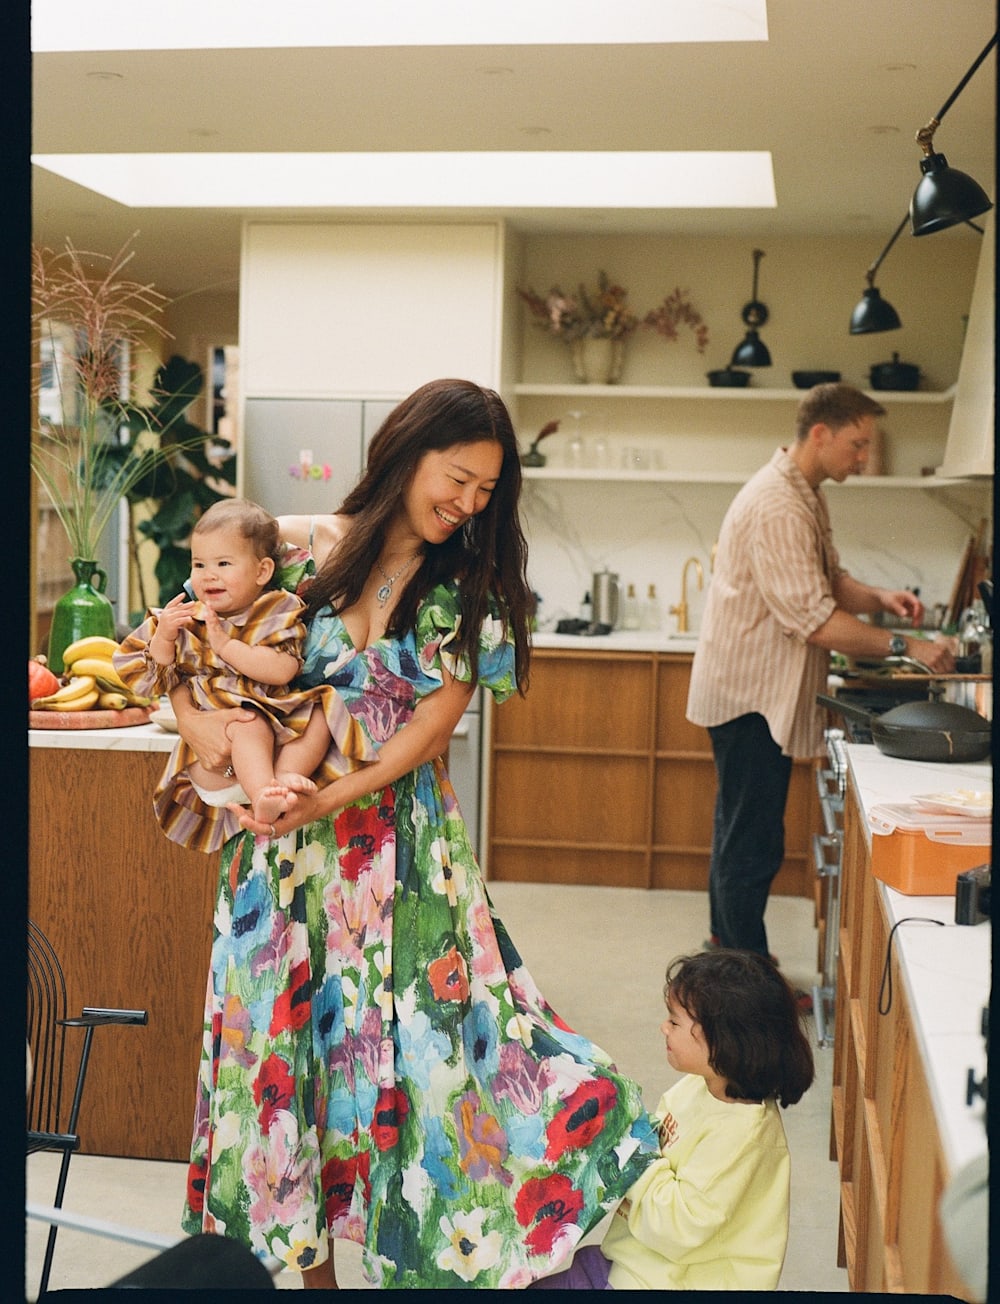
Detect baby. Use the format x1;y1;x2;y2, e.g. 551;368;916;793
115;498;367;851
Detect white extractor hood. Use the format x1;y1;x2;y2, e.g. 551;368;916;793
937;211;995;479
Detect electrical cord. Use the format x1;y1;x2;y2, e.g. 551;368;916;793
878;916;946;1015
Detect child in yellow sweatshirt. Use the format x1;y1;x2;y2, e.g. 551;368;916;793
530;949;814;1290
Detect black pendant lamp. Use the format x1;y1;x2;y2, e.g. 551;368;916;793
730;248;772;368
910;33;996;235
849;216;906;334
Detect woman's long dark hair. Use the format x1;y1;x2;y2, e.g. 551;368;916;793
664;951;815;1107
305;378;532;691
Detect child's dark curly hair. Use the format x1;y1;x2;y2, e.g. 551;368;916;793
664;950;815;1107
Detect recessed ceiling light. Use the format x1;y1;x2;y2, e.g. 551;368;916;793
32;0;768;51
85;70;123;80
32;151;777;211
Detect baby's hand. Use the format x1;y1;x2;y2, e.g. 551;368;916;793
155;592;196;643
202;604;233;656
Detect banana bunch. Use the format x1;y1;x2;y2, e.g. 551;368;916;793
33;635;153;712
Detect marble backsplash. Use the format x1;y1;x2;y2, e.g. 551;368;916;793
522;476;992;636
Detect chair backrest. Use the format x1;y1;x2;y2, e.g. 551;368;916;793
27;919;70;1139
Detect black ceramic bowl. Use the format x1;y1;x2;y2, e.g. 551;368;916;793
792;370;841;389
706;368;750;388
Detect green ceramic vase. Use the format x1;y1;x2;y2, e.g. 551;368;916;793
47;558;117;674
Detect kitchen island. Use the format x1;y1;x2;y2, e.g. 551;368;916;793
29;721;217;1161
832;743;989;1300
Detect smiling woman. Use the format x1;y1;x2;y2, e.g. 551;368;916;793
169;378;661;1290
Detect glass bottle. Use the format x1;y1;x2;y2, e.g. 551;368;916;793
642;583;662;630
622;583;641;630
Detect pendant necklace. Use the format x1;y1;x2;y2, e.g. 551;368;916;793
375;552;420;607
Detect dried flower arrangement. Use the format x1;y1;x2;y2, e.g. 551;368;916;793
517;271;638;342
643;288;710;354
31;236;216;563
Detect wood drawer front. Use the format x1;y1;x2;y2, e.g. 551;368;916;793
488;846;648;889
492;753;649;843
495;652;654;749
655;657;712;752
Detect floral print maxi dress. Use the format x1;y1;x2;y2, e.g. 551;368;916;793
181;581;658;1288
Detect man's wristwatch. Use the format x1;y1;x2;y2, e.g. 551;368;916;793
888;633;908;657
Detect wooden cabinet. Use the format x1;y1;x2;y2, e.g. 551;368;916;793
29;741;217;1161
831;781;971;1298
488;648;818;895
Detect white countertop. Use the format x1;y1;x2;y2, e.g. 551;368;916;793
532;630;699;653
845;743;990;1178
29;721;177;753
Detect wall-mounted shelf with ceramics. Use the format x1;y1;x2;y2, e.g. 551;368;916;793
520;466;966;489
513;383;957;403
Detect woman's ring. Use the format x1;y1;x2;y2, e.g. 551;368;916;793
224;765;235;778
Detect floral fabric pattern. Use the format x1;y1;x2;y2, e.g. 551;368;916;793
181;580;657;1287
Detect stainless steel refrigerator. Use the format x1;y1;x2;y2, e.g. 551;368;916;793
241;396;485;857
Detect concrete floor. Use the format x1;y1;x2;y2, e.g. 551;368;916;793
26;881;848;1295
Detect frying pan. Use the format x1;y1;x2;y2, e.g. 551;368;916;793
831;698;991;763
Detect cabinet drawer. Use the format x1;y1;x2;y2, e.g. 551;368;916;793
495;652;654;749
492;753;649;843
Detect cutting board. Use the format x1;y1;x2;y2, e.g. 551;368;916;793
29;706;154;730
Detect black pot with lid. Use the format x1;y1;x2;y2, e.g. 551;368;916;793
869;352;921;391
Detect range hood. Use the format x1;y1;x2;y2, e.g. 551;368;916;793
937;211;995;479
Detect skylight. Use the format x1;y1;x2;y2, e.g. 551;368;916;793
31;0;768;52
32;152;776;211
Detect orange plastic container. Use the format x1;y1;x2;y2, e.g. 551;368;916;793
868;803;991;895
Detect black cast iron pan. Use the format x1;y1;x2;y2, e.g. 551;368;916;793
826;697;991;763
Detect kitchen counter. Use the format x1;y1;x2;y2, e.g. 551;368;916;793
843;743;989;1178
532;630;699;653
29;720;176;752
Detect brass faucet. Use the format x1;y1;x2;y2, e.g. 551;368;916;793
670;556;704;633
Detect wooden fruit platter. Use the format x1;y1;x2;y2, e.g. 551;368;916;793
29;706;154;730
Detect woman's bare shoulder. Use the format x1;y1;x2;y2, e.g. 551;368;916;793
278;513;349;565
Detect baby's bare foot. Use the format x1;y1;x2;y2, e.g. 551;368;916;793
275;771;318;795
254;784;291;826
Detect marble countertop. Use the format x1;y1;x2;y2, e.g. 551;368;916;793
29;720;177;753
532;630;699;652
845;743;990;1178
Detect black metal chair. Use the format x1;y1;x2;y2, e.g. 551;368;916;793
26;919;148;1296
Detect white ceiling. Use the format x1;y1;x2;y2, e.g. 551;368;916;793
31;0;997;298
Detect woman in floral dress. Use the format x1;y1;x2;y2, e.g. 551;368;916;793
174;379;658;1288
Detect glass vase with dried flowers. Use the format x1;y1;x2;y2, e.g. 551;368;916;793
643;288;711;362
32;236;208;671
517;272;639;383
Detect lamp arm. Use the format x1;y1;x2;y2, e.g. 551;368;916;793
865;215;909;287
915;31;997;156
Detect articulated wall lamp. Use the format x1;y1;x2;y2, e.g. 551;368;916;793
910;32;996;235
730;248;772;367
849;215;906;334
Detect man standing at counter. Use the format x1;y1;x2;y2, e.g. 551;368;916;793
686;382;955;968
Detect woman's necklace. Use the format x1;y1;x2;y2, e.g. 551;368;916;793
375;552;420;607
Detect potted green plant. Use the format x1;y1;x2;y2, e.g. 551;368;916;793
31;237;221;670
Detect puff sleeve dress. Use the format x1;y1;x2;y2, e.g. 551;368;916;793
180;580;657;1288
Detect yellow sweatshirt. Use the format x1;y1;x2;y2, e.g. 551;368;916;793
602;1074;790;1290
